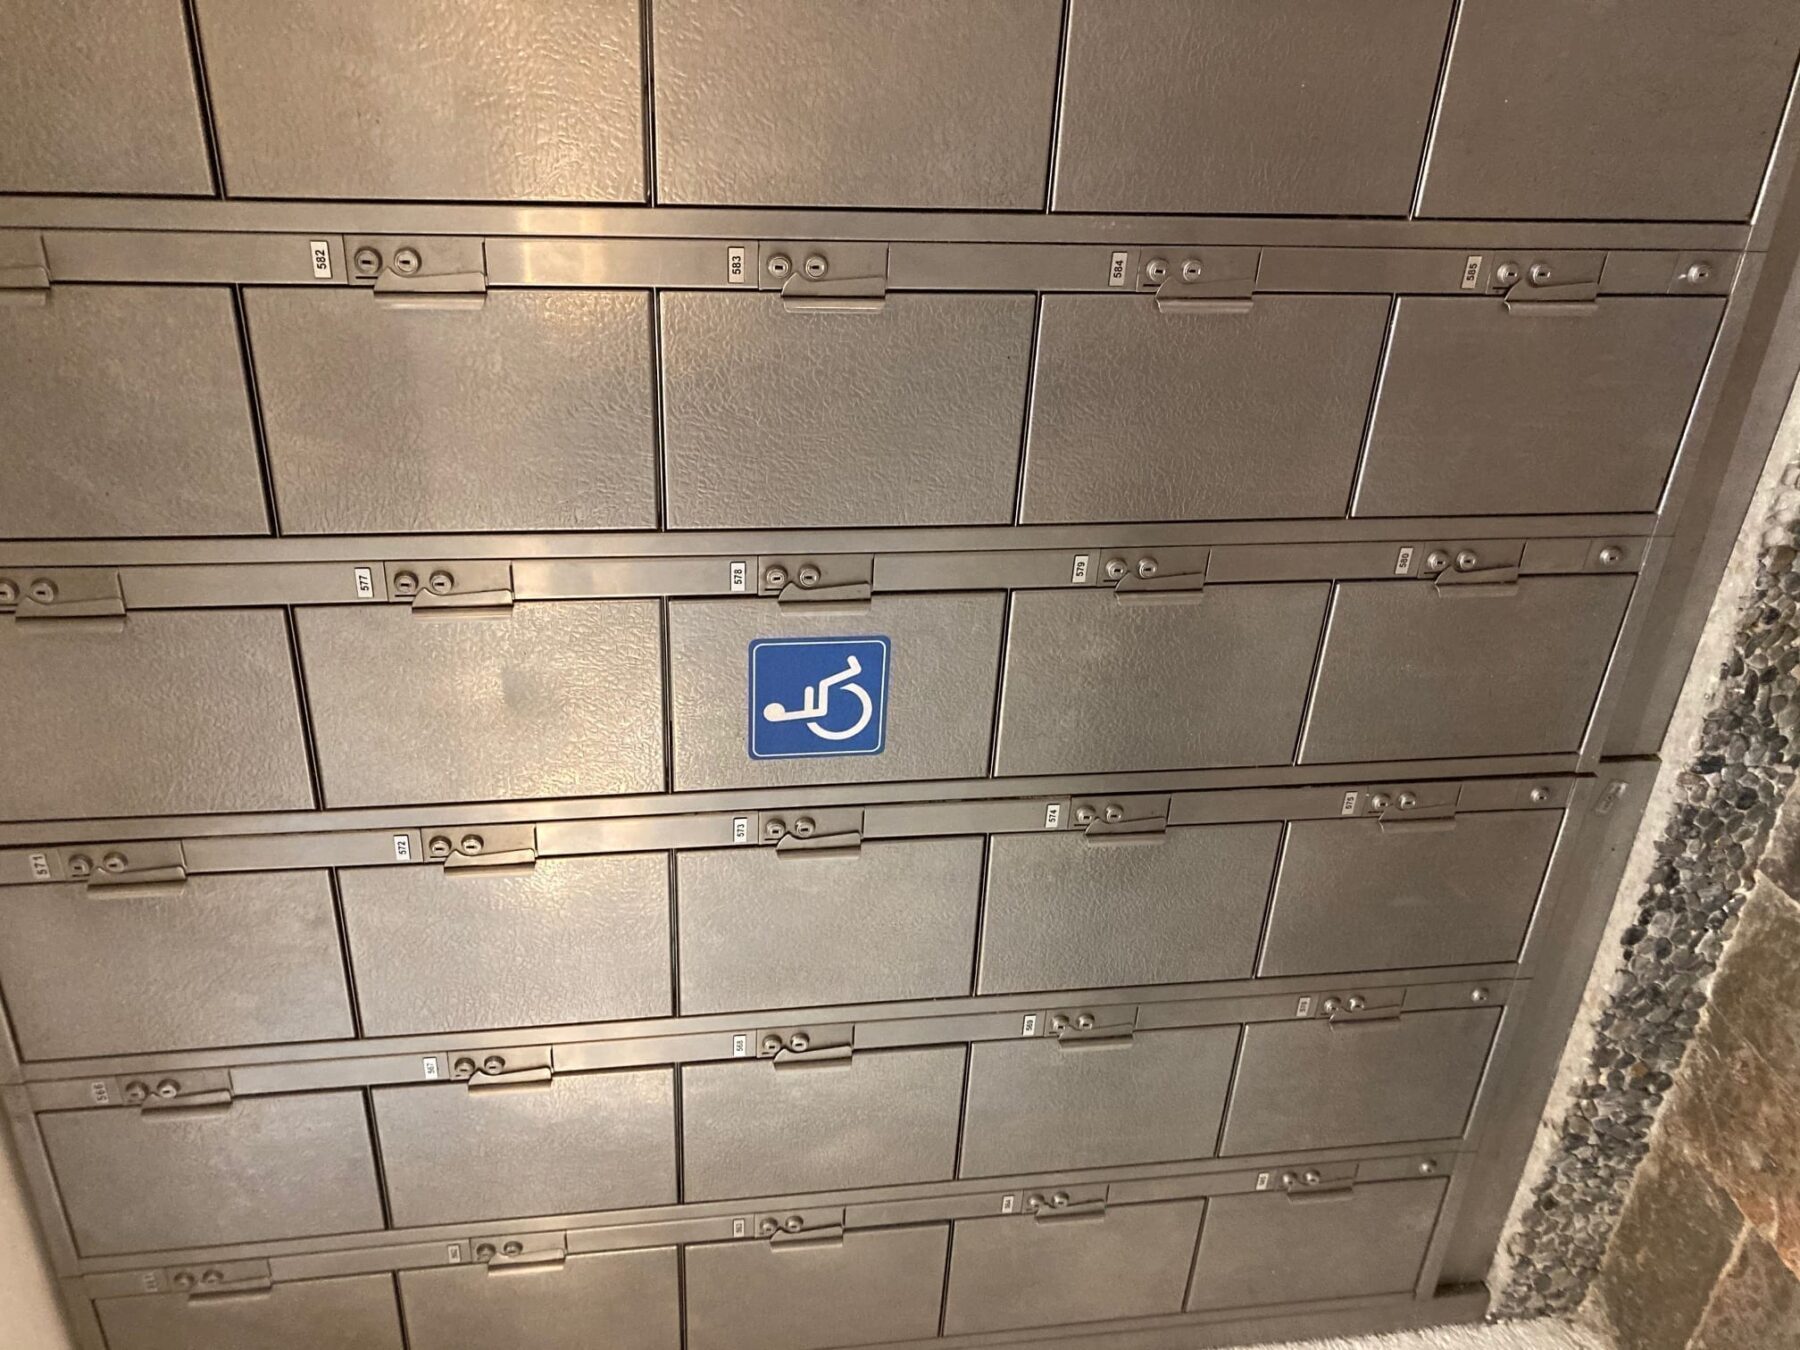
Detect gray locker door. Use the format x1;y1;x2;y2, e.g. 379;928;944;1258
341;855;672;1038
676;839;982;1014
1053;0;1453;215
944;1200;1207;1335
97;1274;405;1350
1260;811;1563;977
0;0;211;194
40;1092;382;1257
660;293;1033;528
668;595;1005;790
1219;1008;1502;1155
0;871;352;1060
193;0;645;201
0;286;264;538
978;824;1280;994
995;586;1329;776
652;0;1061;208
959;1028;1238;1177
1418;0;1800;221
373;1070;677;1228
681;1048;965;1202
400;1249;680;1350
0;610;312;821
1022;296;1387;524
685;1226;949;1350
1354;298;1726;517
246;290;657;533
297;601;664;807
1186;1179;1448;1311
1298;576;1636;764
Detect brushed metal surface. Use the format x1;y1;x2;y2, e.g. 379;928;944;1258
247;289;657;533
400;1249;681;1350
98;1274;404;1350
194;0;645;200
661;293;1033;528
0;286;264;539
341;855;672;1037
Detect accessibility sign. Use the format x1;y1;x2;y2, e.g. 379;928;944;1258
749;636;890;760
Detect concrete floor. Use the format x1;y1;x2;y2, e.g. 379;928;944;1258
1256;1321;1603;1350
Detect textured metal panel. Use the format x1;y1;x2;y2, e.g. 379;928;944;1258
1021;295;1387;523
1260;812;1562;977
660;293;1033;528
373;1069;677;1228
944;1200;1206;1335
247;289;656;533
1356;298;1727;516
297;601;664;807
400;1249;680;1350
1054;0;1453;215
0;871;350;1060
995;585;1329;776
675;839;981;1014
978;825;1279;993
1220;1009;1502;1155
41;1092;381;1256
0;286;264;538
959;1029;1238;1177
0;609;312;821
341;855;671;1037
194;0;645;201
0;0;211;194
685;1226;949;1350
1420;0;1800;220
1299;576;1636;764
1187;1179;1447;1310
668;595;1004;790
681;1048;965;1202
97;1274;404;1350
653;0;1061;208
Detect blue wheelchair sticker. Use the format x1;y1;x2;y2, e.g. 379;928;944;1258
748;636;890;760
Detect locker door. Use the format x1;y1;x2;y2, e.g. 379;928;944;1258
660;293;1033;528
1021;296;1387;524
0;0;211;194
1054;0;1454;215
653;0;1061;208
341;855;672;1038
681;1049;965;1202
97;1274;404;1350
1260;811;1563;977
995;586;1329;775
193;0;645;201
0;872;352;1060
1187;1179;1448;1311
1220;1008;1502;1155
685;1226;949;1350
0;286;265;538
1355;298;1726;516
978;825;1280;993
400;1249;680;1350
372;1070;677;1228
1299;576;1636;764
668;595;1005;790
1418;0;1800;221
40;1092;382;1257
944;1200;1206;1335
297;601;664;807
0;610;312;821
959;1029;1238;1177
676;839;982;1014
246;290;657;533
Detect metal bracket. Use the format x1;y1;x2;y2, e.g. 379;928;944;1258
1420;545;1523;595
758;555;874;608
1049;1006;1137;1047
753;1207;847;1247
4;569;126;630
1278;1164;1358;1203
429;824;539;875
1321;992;1405;1028
1095;546;1209;599
762;808;864;857
1024;1185;1109;1223
387;561;515;616
1366;786;1459;835
0;230;50;305
470;1230;567;1272
449;1047;554;1091
127;1069;234;1112
762;242;889;313
79;841;189;899
1495;254;1602;312
157;1259;272;1299
1142;248;1260;314
757;1023;854;1068
350;236;487;309
1072;796;1169;843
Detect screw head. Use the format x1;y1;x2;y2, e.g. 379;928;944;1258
1494;262;1522;286
1598;545;1624;566
1144;258;1170;283
1529;786;1551;804
766;254;792;280
392;247;422;276
1072;804;1097;825
802;254;828;280
0;580;16;605
28;578;56;603
1470;986;1491;1004
1368;792;1391;811
1396;791;1417;810
791;816;816;838
1103;557;1127;580
154;1079;180;1099
1528;262;1553;285
788;1032;811;1052
68;854;92;878
1180;259;1203;282
1684;261;1713;284
453;1057;477;1077
427;569;455;594
1102;803;1124;823
352;247;383;277
124;1080;149;1104
1424;550;1450;572
172;1272;196;1291
502;1240;524;1256
764;818;787;840
1321;997;1341;1015
1419;1159;1437;1176
1136;556;1158;578
101;851;128;873
796;564;821;588
459;834;483;855
428;835;452;859
763;565;788;589
393;570;420;596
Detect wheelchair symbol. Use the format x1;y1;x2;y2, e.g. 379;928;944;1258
748;636;889;760
761;655;874;742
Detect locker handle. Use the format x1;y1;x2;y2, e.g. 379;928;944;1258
486;1254;568;1276
1285;1186;1357;1206
1080;829;1167;848
1053;1030;1135;1050
139;1097;235;1118
1325;1012;1404;1032
782;295;888;314
466;1066;555;1091
14;614;127;634
1377;815;1458;836
769;1230;846;1250
86;876;189;901
1154;296;1254;316
187;1287;275;1305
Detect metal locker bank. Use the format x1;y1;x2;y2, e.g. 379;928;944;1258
2;4;1799;1349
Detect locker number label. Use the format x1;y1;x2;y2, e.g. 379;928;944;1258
393;833;413;862
27;852;51;880
729;560;748;593
727;245;751;285
1070;554;1092;584
1294;996;1314;1018
1021;1012;1040;1037
447;1245;463;1264
733;816;750;845
1340;791;1359;816
1254;1172;1272;1192
422;1057;441;1080
1044;802;1062;830
1393;546;1414;576
749;636;890;760
1108;251;1130;287
354;565;375;598
732;1033;750;1058
1001;1194;1017;1214
733;1217;749;1238
309;240;333;280
1461;254;1484;290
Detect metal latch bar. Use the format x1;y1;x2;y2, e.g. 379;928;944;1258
1025;1185;1108;1223
1278;1164;1358;1202
758;555;873;608
757;1024;854;1067
471;1231;567;1271
1142;248;1260;314
350;236;487;309
449;1047;554;1090
80;841;190;899
387;562;514;616
762;242;889;312
1072;796;1169;843
430;824;539;875
1049;1006;1137;1047
762;809;864;857
0;230;49;305
5;569;126;630
754;1207;847;1247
